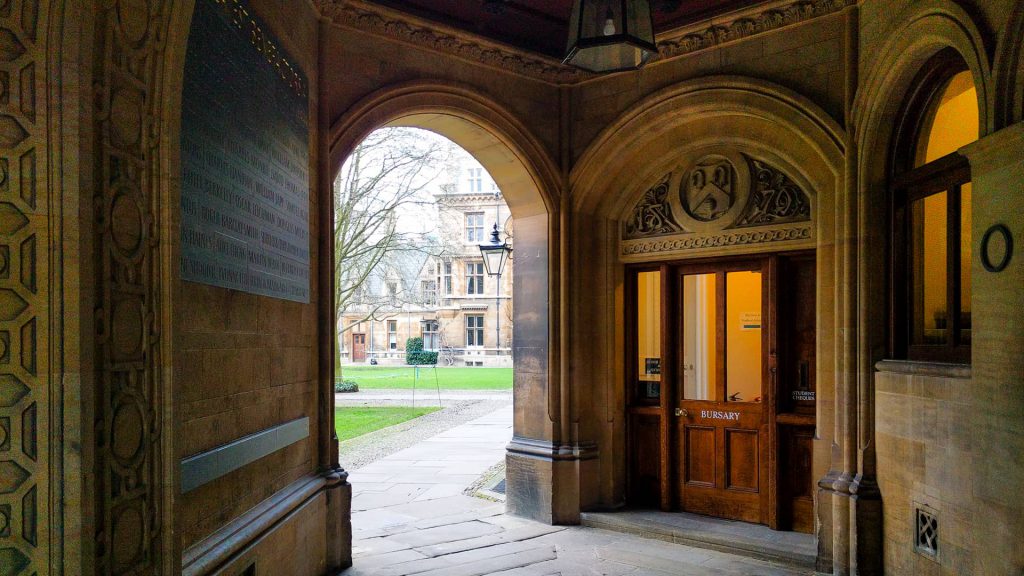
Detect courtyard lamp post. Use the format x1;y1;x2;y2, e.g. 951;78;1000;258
479;224;512;357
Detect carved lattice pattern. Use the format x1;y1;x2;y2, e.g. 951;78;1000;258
0;0;45;574
92;0;168;573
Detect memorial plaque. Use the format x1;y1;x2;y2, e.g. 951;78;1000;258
180;0;311;302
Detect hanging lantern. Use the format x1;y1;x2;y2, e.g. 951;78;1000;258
564;0;657;73
478;224;512;277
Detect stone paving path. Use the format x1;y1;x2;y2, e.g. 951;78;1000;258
336;389;513;404
337;390;511;470
339;406;812;576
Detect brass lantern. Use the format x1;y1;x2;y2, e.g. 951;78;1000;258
564;0;657;73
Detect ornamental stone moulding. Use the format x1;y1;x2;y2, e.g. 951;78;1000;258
313;0;587;84
655;0;851;60
621;152;814;259
313;0;850;85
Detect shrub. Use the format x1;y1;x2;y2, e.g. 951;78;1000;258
407;350;438;365
405;337;436;364
334;379;359;393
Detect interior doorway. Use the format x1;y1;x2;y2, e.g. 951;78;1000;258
626;253;816;533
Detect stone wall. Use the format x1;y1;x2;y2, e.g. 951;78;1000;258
859;2;1024;573
14;0;1024;573
172;0;338;572
875;365;973;574
571;9;848;163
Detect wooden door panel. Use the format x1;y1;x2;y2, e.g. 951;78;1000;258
627;412;663;507
675;260;768;526
684;426;716;486
725;429;759;492
775;255;816;533
779;424;815;533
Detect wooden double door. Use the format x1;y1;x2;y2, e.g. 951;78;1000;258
352;333;367;362
626;254;816;531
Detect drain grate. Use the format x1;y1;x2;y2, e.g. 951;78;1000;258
492;479;506;494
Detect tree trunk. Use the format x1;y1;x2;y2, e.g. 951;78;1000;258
334;327;343;377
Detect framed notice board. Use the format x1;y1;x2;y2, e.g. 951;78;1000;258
180;0;311;302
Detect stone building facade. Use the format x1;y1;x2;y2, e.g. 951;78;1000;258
5;0;1024;575
337;163;513;367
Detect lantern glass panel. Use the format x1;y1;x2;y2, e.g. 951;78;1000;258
565;0;656;73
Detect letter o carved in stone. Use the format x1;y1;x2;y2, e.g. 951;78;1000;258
981;223;1013;273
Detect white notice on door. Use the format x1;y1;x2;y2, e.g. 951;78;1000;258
740;312;761;330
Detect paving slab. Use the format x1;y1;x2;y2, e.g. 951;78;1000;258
414;524;566;557
340;404;811;576
410;545;558;576
388;520;504;548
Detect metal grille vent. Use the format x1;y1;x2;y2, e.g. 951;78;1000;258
916;507;939;558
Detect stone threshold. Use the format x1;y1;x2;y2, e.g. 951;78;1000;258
581;509;816;571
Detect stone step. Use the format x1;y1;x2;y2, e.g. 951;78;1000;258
581;511;816;571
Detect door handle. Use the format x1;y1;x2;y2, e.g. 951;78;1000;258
674;408;688;417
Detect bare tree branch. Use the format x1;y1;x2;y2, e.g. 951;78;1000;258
333;128;456;360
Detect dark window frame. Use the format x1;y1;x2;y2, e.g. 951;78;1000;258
466;314;484;347
466;261;485;295
889;49;973;364
387;319;398;350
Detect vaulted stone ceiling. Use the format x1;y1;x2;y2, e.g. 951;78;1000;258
362;0;766;58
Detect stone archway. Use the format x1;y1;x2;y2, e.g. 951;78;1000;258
995;0;1024;129
566;75;848;568
854;3;999;573
327;80;574;524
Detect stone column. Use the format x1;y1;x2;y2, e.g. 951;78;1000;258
817;6;885;575
318;16;351;571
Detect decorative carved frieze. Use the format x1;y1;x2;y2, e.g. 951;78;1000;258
0;0;44;573
314;0;586;84
312;0;847;85
624;174;685;239
92;0;169;573
733;158;811;228
656;0;850;59
622;226;812;256
621;152;813;258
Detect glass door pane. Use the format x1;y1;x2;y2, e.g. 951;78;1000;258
636;271;662;400
682;273;717;400
911;191;948;345
726;271;762;403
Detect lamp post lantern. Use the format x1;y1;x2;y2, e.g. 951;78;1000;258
564;0;657;73
479;223;512;356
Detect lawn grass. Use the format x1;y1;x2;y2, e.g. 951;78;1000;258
334;406;441;442
338;366;512;390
